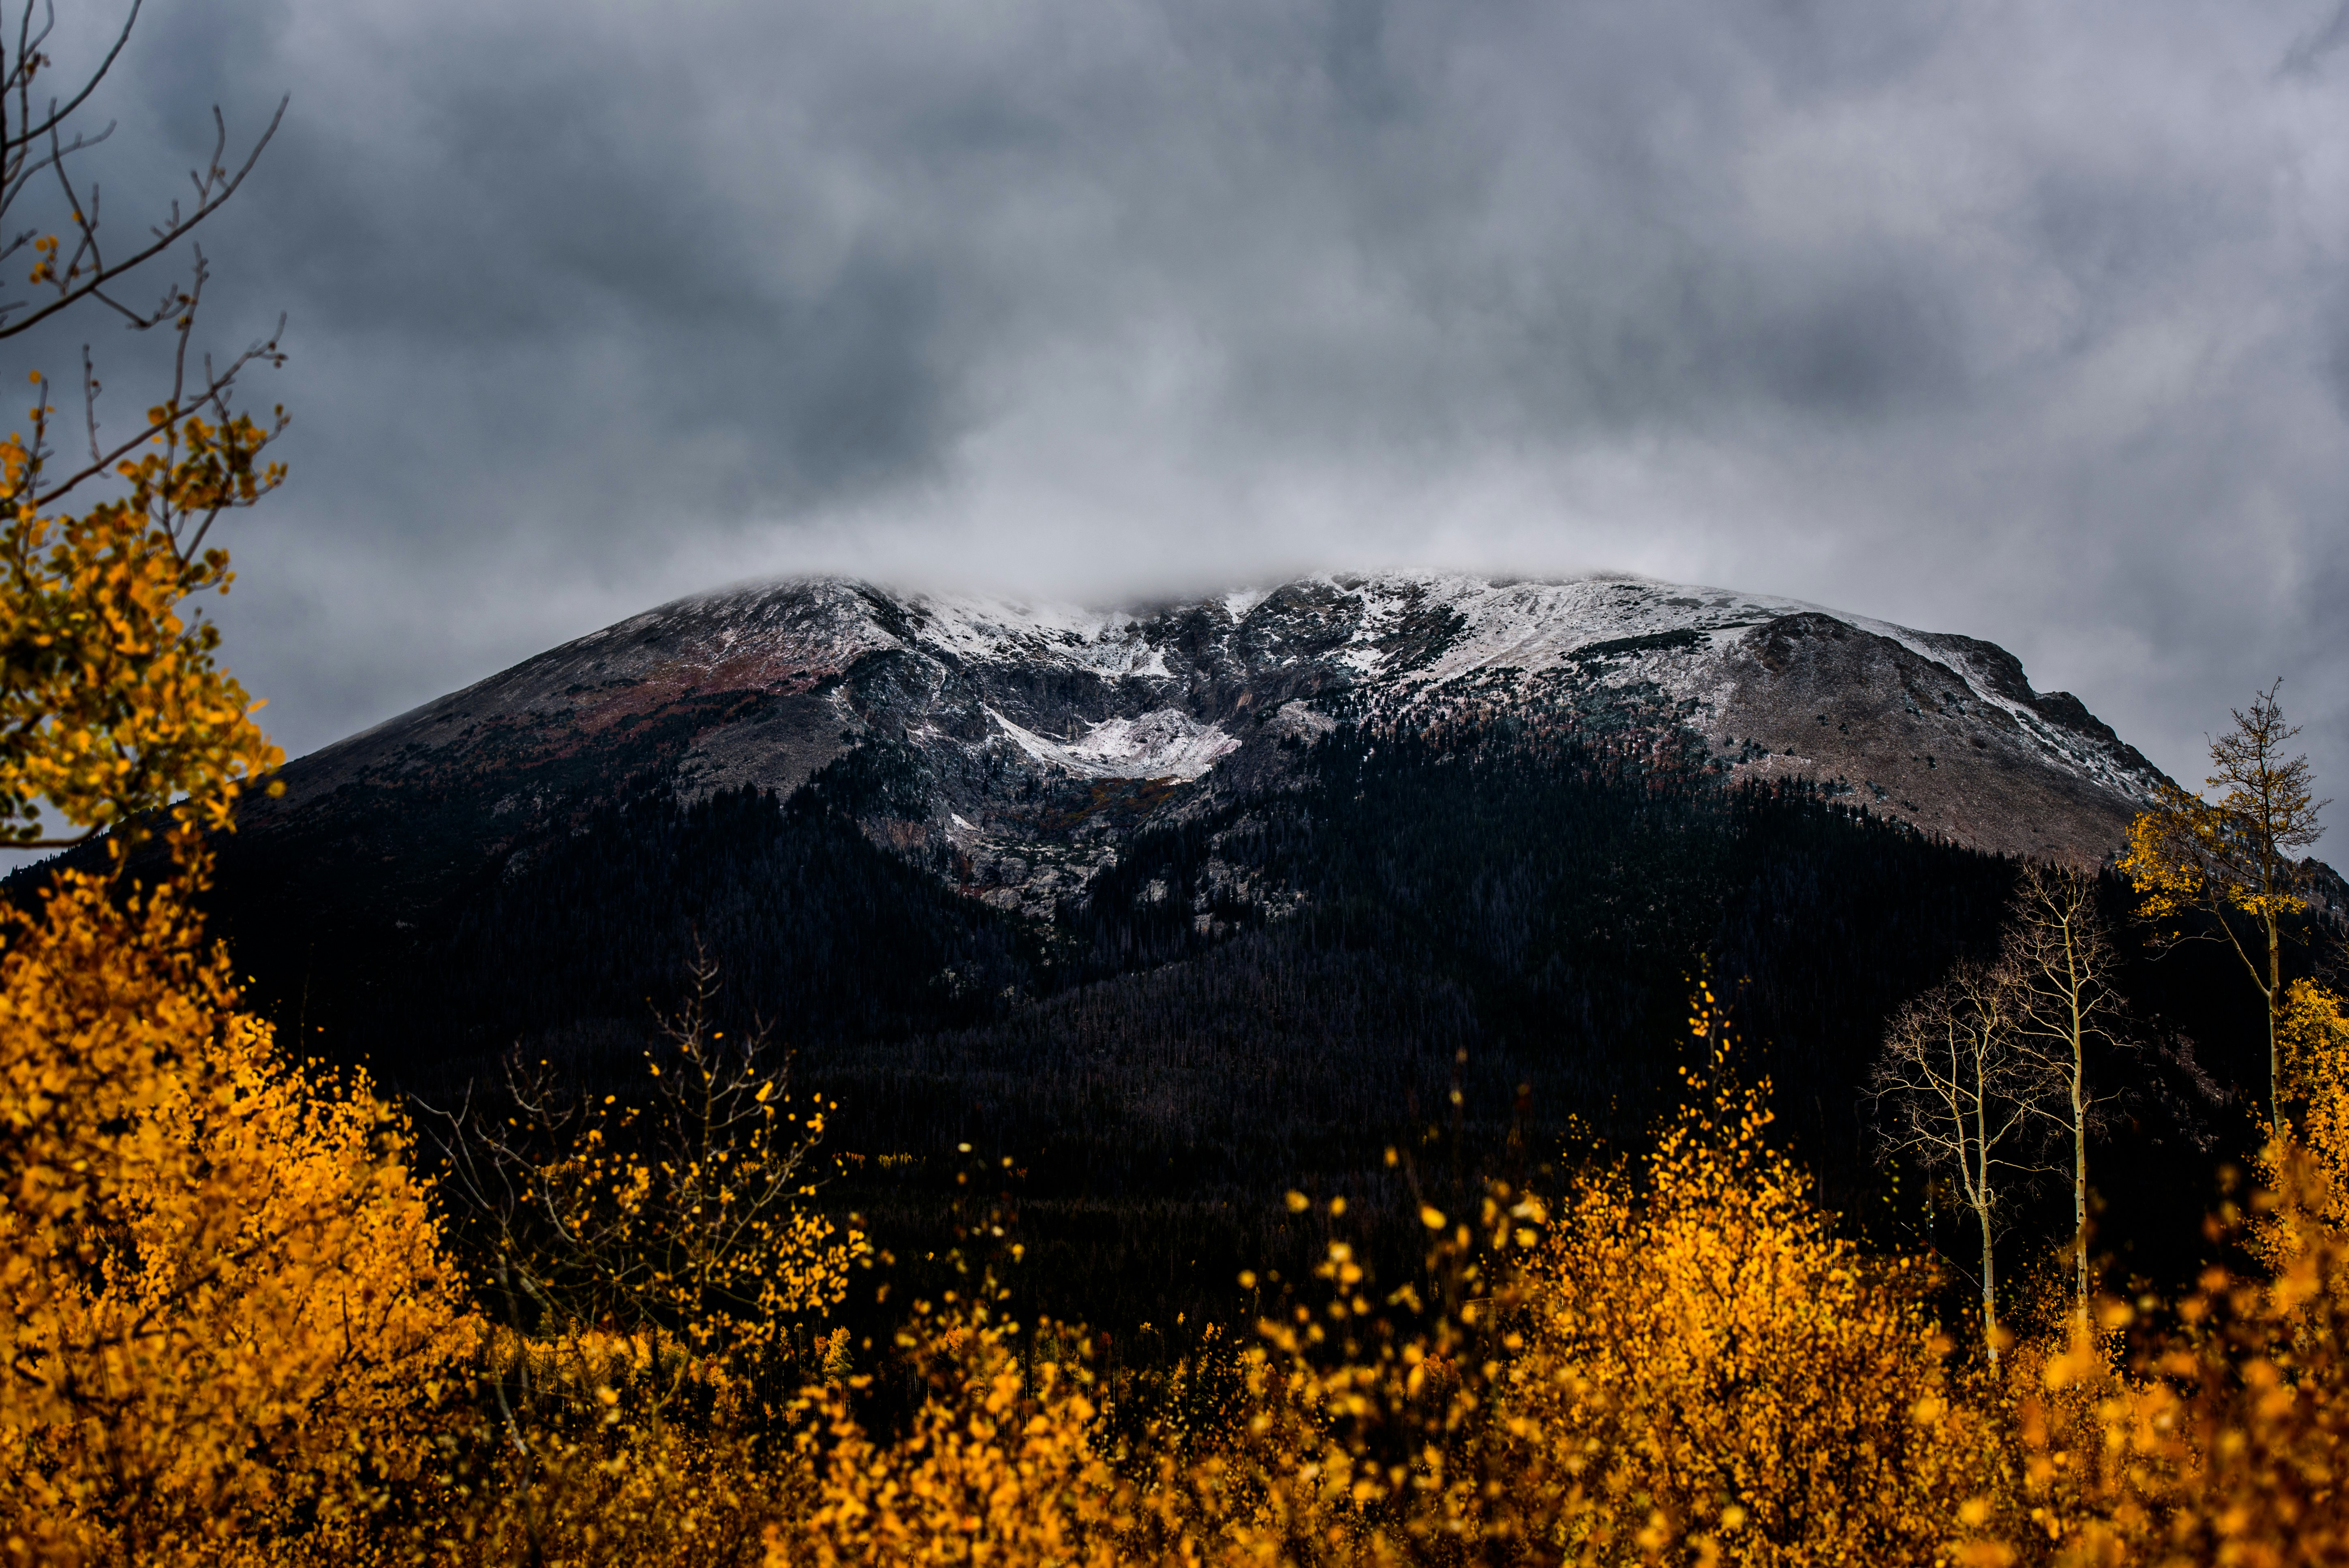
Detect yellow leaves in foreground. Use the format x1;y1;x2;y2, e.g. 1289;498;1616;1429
1511;1059;1987;1566
2283;980;2349;1186
774;1300;1125;1567
0;858;469;1563
1992;1143;2349;1568
14;902;2349;1566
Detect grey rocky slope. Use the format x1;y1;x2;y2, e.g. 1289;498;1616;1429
257;572;2173;919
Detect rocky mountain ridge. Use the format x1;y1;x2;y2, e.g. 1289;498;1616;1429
254;572;2172;924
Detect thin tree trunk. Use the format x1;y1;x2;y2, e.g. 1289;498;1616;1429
2072;1081;2088;1336
2069;937;2090;1335
1974;1085;1998;1369
1978;1196;1998;1370
2270;912;2285;1130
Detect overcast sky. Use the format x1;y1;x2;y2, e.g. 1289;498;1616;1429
19;0;2349;813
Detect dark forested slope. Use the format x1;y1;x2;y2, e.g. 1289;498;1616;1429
49;573;2322;1331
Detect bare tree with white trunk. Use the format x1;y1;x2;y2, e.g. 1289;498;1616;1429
2002;864;2130;1338
1870;959;2053;1368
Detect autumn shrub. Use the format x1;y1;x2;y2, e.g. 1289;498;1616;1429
376;1277;1125;1566
769;1289;1130;1567
1979;1146;2347;1567
1079;1004;1995;1568
1504;1057;1993;1566
2276;979;2349;1214
384;1377;798;1568
1959;986;2349;1568
0;854;469;1564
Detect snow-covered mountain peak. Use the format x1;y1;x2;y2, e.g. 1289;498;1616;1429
266;571;2174;910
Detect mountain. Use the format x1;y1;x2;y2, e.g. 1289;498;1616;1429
194;571;2281;1329
252;571;2168;918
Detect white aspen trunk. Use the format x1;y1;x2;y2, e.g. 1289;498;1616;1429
2072;1064;2088;1335
1978;1189;1998;1369
2270;913;2285;1130
1974;1079;1998;1369
2070;935;2090;1335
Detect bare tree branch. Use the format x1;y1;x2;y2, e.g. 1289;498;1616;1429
2002;863;2133;1336
0;0;291;533
1870;959;2056;1365
416;947;862;1429
1;79;285;340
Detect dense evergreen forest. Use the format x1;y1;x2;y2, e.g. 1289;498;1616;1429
172;728;2294;1334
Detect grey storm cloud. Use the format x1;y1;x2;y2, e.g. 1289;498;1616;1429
13;0;2347;815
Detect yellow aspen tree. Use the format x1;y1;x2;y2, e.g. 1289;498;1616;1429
1510;1008;1991;1567
0;402;285;848
0;0;289;849
2252;980;2349;1269
2006;1150;2349;1568
2120;682;2329;1129
421;945;868;1457
0;11;477;1562
1161;1188;1569;1566
2283;980;2349;1181
0;854;471;1564
772;1294;1128;1568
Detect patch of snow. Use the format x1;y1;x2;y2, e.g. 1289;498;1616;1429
1066;709;1241;780
986;707;1068;767
984;705;1239;781
909;593;1120;663
1222;587;1271;619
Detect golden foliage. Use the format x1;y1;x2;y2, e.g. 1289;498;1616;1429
2241;979;2349;1271
402;993;2349;1568
1984;983;2349;1566
2116;681;2324;939
1506;1023;1988;1566
2283;982;2349;1162
428;950;870;1430
1146;1215;1549;1566
0;389;285;849
1997;1147;2349;1567
2118;681;2327;1125
383;1328;802;1568
18;851;2349;1568
0;855;468;1564
1085;1004;1989;1568
774;1296;1127;1567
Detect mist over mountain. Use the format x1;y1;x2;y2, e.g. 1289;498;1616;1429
192;571;2322;1326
